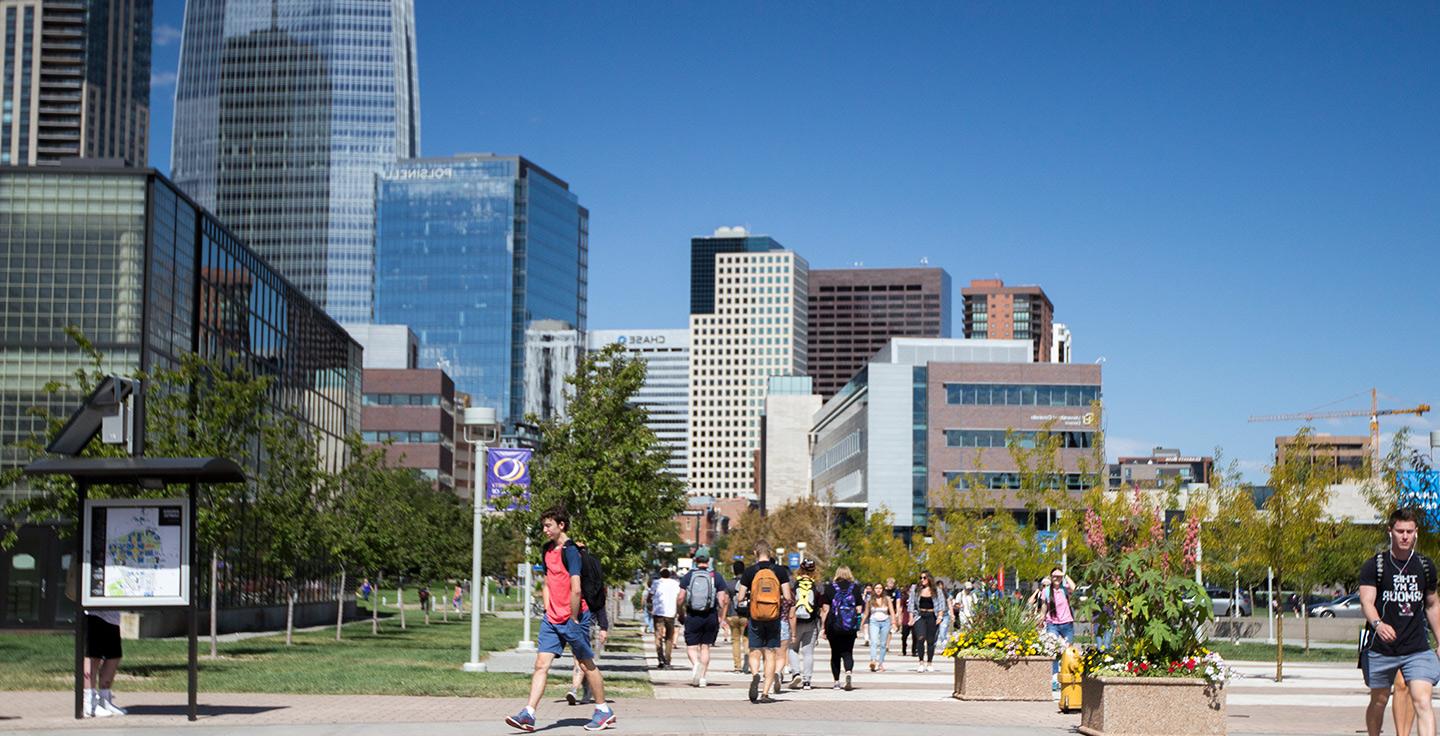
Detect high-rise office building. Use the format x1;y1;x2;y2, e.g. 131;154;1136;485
1051;323;1072;363
807;267;951;401
523;320;581;424
171;0;421;323
689;248;808;500
374;155;588;427
0;0;151;167
961;278;1056;363
690;226;785;315
588;329;690;482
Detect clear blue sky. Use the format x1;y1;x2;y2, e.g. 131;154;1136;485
146;2;1439;480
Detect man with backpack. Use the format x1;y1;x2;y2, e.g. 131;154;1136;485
504;506;614;732
787;558;822;690
735;540;793;703
677;554;729;688
566;540;610;707
1360;508;1440;736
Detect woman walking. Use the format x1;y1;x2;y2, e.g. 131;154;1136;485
863;582;893;672
908;571;941;672
821;566;865;691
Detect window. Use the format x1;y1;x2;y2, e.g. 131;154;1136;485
363;393;441;406
943;429;1094;449
944;383;1100;407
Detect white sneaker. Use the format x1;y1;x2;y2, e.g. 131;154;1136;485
83;690;114;718
697;677;707;688
98;696;127;716
690;671;700;687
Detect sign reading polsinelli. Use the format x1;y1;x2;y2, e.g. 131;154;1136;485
82;498;191;607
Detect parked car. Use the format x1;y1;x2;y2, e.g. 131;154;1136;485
1198;586;1253;617
1308;593;1364;618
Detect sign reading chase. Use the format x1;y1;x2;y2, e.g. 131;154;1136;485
617;334;667;346
387;166;455;181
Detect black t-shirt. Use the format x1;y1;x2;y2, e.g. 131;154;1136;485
1359;551;1437;656
678;568;729;618
739;560;791;592
820;580;863;634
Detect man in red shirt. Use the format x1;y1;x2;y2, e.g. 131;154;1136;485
505;506;614;732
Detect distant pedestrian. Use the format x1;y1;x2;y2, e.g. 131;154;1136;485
909;571;941;671
418;586;431;613
503;506;613;732
864;583;893;672
727;559;749;673
934;579;952;644
897;582;913;657
1359;508;1440;736
821;566;864;691
360;578;373;601
1040;568;1077;691
735;540;793;703
650;569;681;668
787;559;822;689
677;554;728;688
453;583;463;613
954;581;977;630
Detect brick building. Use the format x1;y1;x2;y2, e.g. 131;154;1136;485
961;279;1055;363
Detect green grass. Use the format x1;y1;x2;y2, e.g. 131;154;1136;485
0;617;652;698
357;582;528;614
1206;641;1353;663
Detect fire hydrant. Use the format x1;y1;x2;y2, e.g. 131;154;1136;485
1058;645;1083;712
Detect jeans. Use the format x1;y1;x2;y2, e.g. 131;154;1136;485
1046;621;1075;675
913;612;938;663
868;619;892;664
790;617;821;682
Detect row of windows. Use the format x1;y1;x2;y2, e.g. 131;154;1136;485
943;472;1096;492
944;383;1100;407
943;429;1095;449
362;430;444;443
362;392;442;406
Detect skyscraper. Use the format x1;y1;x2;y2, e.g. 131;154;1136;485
689;248;808;500
961;278;1056;363
689;226;785;315
0;0;151;166
171;0;420;323
588;329;691;482
807;267;952;400
374;155;588;427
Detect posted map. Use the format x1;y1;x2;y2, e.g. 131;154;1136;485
103;507;182;598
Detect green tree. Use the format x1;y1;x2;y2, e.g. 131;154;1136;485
837;509;914;584
253;412;324;645
520;343;687;583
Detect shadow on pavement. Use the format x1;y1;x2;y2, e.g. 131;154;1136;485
124;704;290;717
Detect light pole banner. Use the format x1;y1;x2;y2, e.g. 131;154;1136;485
485;448;533;511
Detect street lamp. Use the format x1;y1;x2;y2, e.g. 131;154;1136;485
462;406;499;673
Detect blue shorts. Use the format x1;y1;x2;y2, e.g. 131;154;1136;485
748;619;782;649
538;612;595;661
1364;649;1440;689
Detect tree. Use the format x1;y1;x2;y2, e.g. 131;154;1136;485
715;497;840;573
520;344;688;582
253;412;324;645
326;437;410;635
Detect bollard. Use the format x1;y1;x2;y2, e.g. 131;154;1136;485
1058;645;1083;713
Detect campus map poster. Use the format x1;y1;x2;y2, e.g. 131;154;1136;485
82;499;190;607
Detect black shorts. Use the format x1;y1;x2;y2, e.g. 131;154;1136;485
85;615;122;659
683;611;720;646
748;618;783;649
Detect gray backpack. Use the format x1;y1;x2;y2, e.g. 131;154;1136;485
687;570;716;613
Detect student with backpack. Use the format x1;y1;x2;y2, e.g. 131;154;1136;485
726;559;749;673
735;540;793;703
677;554;729;688
787;558;823;689
504;507;614;732
821;566;865;691
566;541;610;707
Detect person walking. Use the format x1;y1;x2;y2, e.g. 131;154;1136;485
934;579;952;645
82;610;127;717
726;559;749;673
864;582;893;672
503;506;613;732
677;554;729;688
909;571;941;672
566;541;610;707
896;582;913;658
954;581;977;631
820;567;864;690
1039;567;1077;691
787;559;823;689
1360;508;1440;736
735;540;793;703
649;568;681;668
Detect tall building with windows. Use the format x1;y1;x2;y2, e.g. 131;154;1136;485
374;155;588;427
689;248;808;500
171;0;420;323
588;329;690;482
961;279;1055;363
690;226;785;315
807;267;951;401
1;0;151;167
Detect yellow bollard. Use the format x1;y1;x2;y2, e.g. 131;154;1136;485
1058;645;1083;713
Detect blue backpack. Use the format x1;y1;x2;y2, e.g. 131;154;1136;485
832;582;861;632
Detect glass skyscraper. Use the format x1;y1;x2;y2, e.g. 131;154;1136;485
375;155;588;426
170;0;420;323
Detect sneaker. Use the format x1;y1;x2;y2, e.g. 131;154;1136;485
698;677;707;688
789;673;802;689
566;690;579;705
749;674;761;703
691;671;700;687
844;674;853;691
758;694;776;704
832;680;842;689
869;661;876;672
802;681;812;691
584;708;616;731
98;696;127;717
504;709;536;732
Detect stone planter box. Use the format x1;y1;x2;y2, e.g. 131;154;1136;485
1079;675;1226;736
952;655;1054;701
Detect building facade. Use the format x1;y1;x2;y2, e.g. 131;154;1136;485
1275;434;1371;478
361;368;456;492
171;0;421;323
0;164;362;626
344;323;418;370
523;320;580;424
587;328;690;482
1051;323;1072;363
374;155;588;427
1109;447;1214;491
806;267;951;401
689;249;808;500
1;0;151;166
961;278;1056;363
761;375;821;512
689;226;785;315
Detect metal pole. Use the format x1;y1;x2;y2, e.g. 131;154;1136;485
519;538;535;650
74;480;88;720
188;482;198;721
1194;524;1203;586
1266;567;1275;645
464;443;488;672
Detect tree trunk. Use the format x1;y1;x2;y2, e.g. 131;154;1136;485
209;551;219;658
424;591;431;625
1275;587;1285;682
398;584;406;630
336;568;346;641
285;586;296;646
371;575;379;635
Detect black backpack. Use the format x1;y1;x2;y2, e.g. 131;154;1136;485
570;541;607;614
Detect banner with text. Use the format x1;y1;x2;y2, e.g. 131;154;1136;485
485;448;533;511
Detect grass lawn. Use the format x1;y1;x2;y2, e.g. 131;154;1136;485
1206;641;1353;663
357;582;527;615
0;616;652;699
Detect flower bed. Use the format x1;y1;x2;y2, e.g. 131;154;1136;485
942;598;1069;701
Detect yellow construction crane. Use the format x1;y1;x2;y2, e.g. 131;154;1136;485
1248;388;1430;473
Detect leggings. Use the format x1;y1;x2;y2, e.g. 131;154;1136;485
913;611;938;662
901;622;913;656
829;629;857;680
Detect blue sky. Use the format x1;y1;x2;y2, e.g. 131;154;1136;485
146;2;1439;480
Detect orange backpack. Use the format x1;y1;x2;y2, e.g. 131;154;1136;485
750;566;783;622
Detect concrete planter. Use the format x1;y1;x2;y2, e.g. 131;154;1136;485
1079;675;1226;736
952;655;1054;701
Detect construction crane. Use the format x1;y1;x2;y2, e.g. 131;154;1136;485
1248;388;1431;473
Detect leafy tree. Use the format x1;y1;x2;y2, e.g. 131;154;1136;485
519;343;687;582
716;497;839;573
837;509;914;584
253;412;323;645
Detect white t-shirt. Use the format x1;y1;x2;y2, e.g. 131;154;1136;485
650;577;681;617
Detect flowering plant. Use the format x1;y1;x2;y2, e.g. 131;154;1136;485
942;596;1057;661
1082;646;1235;687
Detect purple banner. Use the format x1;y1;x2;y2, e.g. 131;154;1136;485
485;448;532;511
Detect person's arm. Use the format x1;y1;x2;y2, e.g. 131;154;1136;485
1429;586;1440;651
676;575;689;612
1064;575;1076;593
564;546;583;623
1359;585;1393;641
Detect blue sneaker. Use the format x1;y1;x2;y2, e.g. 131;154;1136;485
584;707;616;731
504;708;536;732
